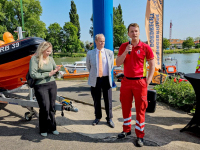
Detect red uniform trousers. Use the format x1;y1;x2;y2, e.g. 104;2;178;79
120;77;148;138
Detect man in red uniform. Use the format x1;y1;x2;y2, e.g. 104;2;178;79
116;23;155;147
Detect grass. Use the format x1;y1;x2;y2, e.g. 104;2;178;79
164;49;200;54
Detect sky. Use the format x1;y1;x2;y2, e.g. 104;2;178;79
40;0;200;43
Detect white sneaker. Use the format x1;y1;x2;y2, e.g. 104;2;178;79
52;130;59;135
41;133;47;137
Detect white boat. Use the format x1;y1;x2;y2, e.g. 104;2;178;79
61;61;87;72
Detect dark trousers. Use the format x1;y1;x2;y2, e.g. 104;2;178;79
34;81;57;133
91;76;113;120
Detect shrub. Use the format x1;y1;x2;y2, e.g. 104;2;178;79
53;52;86;58
153;78;196;112
164;49;200;54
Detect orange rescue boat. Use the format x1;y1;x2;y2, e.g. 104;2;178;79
62;68;89;79
0;37;45;90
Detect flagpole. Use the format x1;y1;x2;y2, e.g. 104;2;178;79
20;0;25;38
161;0;164;72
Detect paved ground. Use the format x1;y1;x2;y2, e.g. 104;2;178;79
0;80;200;150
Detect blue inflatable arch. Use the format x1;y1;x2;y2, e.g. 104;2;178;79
92;0;116;87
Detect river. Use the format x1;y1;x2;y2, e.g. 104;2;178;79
54;53;200;74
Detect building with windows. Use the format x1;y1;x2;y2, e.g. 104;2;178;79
169;39;184;49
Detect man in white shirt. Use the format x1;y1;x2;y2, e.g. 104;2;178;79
86;34;114;128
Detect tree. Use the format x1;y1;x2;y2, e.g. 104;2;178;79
0;0;46;40
174;44;177;49
113;4;124;25
80;41;84;49
69;0;80;39
163;38;170;49
113;4;127;49
46;23;62;54
195;43;200;49
89;14;93;38
113;25;128;48
194;37;200;42
182;37;195;49
61;22;81;55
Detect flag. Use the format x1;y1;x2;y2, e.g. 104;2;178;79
145;0;163;70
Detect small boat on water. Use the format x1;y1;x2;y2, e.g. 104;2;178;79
113;66;123;76
60;68;123;79
61;61;87;72
0;37;45;90
62;60;124;75
62;68;89;79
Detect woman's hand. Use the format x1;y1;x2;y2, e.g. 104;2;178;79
49;66;61;77
55;66;61;72
49;70;56;77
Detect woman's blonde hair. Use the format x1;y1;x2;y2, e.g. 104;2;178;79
35;41;52;69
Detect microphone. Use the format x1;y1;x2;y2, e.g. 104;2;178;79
128;38;132;54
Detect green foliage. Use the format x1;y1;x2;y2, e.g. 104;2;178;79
45;23;62;53
182;37;195;49
61;22;80;55
194;37;200;42
113;4;124;25
154;78;196;112
195;43;200;49
85;41;93;50
85;43;90;50
80;41;84;48
90;44;94;50
0;0;46;40
163;38;170;49
80;48;85;53
114;51;118;56
113;4;127;49
89;14;93;38
69;0;80;39
113;24;128;48
53;52;86;58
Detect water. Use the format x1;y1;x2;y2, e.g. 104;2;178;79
54;53;200;74
54;57;86;65
54;57;86;71
163;53;200;73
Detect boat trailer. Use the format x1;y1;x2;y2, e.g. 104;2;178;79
0;85;78;121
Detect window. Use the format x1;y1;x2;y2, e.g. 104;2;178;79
76;63;83;66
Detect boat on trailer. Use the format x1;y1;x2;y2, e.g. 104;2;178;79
0;29;78;120
0;37;45;91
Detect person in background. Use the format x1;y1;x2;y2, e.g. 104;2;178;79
29;41;61;137
116;23;155;147
86;34;115;128
195;55;200;73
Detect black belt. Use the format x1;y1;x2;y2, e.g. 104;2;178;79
125;77;146;80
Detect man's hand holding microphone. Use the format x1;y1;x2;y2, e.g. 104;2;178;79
124;38;132;55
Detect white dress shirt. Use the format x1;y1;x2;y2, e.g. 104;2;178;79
96;48;109;77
